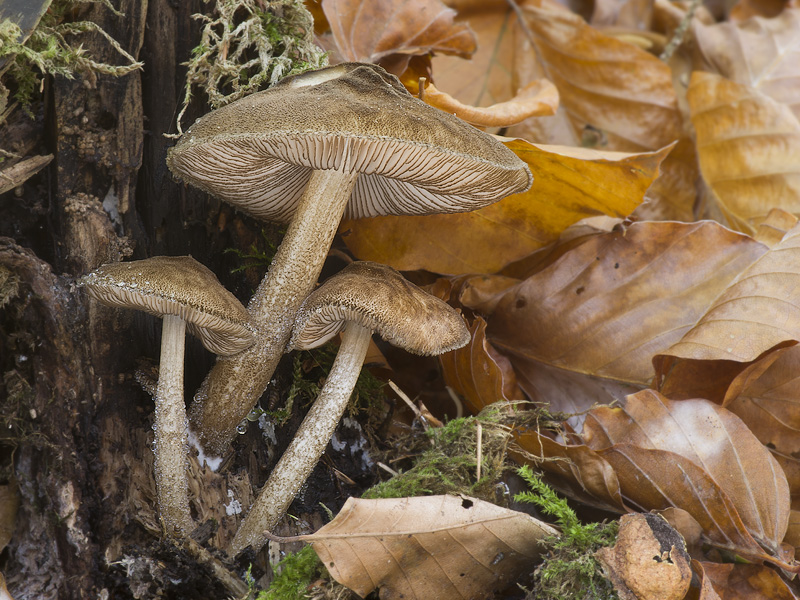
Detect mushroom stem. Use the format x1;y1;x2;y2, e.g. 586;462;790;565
189;167;359;458
154;314;193;537
229;321;371;555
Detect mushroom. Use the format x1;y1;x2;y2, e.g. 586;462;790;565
78;256;254;537
229;261;470;554
167;62;532;459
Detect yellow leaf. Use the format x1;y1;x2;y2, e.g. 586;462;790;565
340;140;672;274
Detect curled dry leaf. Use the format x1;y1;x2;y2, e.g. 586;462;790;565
692;9;800;119
340;141;670;275
299;495;558;600
322;0;476;73
420;78;559;127
595;513;691;600
438;316;523;415
658;221;800;364
513;428;629;514
687;71;800;229
488;221;765;385
583;390;792;565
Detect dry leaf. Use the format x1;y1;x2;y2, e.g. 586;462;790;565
687;71;800;229
340;141;670;275
439;316;522;415
301;495;558;600
322;0;476;73
595;513;691;600
420;78;559;127
520;3;682;151
692;561;798;600
513;428;629;514
658;221;800;364
583;390;792;564
753;208;799;248
692;9;800;119
488;221;766;385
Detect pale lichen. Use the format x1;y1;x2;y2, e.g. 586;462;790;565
175;0;327;133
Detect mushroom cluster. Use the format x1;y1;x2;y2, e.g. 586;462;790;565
81;62;533;550
167;61;532;459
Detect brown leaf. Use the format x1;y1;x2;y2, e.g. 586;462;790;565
687;71;800;228
595;513;692;600
692;561;798;600
420;78;559;127
520;3;682;151
754;208;799;248
513;428;629;513
304;495;558;600
584;390;791;561
488;221;766;385
692;9;800;119
340;141;670;275
322;0;476;73
658;221;800;364
439;316;522;415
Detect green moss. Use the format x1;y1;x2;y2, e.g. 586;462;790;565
364;409;511;503
256;545;323;600
0;0;141;121
515;465;618;600
175;0;327;133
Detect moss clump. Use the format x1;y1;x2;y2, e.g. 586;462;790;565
515;465;618;600
176;0;327;133
267;343;386;427
0;0;141;122
363;408;512;503
254;545;323;600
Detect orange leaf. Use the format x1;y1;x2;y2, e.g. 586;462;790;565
340;141;670;275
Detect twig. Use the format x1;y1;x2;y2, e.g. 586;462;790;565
659;0;701;61
476;421;483;481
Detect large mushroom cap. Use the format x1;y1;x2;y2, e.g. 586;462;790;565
167;62;532;222
288;261;470;356
79;256;254;355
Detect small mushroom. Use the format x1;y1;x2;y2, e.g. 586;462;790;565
229;261;470;555
167;62;532;458
78;256;254;537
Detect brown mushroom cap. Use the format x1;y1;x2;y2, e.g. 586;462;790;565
79;256;253;355
288;261;470;356
166;62;532;222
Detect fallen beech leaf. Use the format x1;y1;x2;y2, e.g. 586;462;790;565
513;428;629;513
520;4;682;151
595;513;692;600
597;444;782;565
488;221;766;385
784;509;800;557
302;495;558;600
692;9;800;119
584;390;791;562
322;0;476;73
723;346;800;452
340;141;671;275
687;71;800;228
693;561;798;600
439;316;522;415
511;354;642;430
754;208;799;248
658;221;800;364
420;78;559;127
0;573;15;600
729;0;796;21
